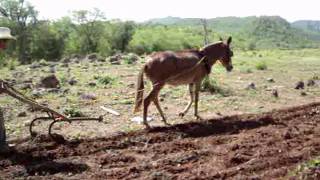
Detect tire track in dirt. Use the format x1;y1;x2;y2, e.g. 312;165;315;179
1;102;320;179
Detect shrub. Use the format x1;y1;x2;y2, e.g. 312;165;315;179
63;107;84;117
255;61;268;70
94;75;116;85
8;58;19;70
201;76;231;96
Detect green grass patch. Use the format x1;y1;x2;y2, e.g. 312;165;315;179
288;157;320;179
255;61;268;70
201;76;231;97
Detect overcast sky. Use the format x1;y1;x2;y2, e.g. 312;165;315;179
28;0;320;22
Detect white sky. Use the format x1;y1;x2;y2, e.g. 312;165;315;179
28;0;320;22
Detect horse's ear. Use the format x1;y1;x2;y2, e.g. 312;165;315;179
219;37;223;41
227;36;232;45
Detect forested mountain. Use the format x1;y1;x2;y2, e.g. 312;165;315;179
1;0;319;64
147;16;320;49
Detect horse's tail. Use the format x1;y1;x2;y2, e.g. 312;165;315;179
133;66;145;113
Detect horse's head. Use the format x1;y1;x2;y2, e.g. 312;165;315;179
200;36;234;72
218;36;233;72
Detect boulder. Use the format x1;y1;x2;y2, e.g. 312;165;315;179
294;81;304;90
39;74;60;88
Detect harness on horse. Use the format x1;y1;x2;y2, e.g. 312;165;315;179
198;52;211;74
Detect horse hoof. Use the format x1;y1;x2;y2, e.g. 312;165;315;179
163;122;171;126
144;124;151;130
178;112;185;118
195;115;203;121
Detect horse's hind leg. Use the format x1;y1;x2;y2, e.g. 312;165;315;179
179;83;194;118
143;83;164;129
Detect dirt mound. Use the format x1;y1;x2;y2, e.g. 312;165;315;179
1;102;320;179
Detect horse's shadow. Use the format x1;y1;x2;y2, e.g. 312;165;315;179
149;113;279;138
0;149;88;176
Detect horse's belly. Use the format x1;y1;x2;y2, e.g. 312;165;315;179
166;74;197;86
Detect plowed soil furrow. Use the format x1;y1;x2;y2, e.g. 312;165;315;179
1;102;320;179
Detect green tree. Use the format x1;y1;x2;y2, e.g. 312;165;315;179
0;0;38;63
30;20;64;60
71;8;105;54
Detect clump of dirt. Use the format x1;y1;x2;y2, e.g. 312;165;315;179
1;102;320;179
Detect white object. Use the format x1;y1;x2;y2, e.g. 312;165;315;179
0;27;16;40
100;106;120;116
131;116;153;124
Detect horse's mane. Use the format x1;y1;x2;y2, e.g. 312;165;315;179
201;41;223;50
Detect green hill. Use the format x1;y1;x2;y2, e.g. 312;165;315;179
145;16;320;49
292;20;320;40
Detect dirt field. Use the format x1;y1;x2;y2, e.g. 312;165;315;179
1;102;319;179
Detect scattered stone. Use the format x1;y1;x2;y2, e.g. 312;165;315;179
80;93;97;100
39;75;60;88
60;63;69;68
266;78;275;83
294;81;304;90
32;89;46;98
86;53;99;62
127;83;135;88
307;79;315;86
108;54;122;65
246;82;256;90
88;82;97;87
49;66;56;73
301;91;307;96
68;78;78;86
271;89;279;98
123;53;140;64
61;57;71;63
12;71;25;78
97;57;106;62
17;111;27;117
46;88;61;93
24;121;31;127
19;83;33;90
29;62;41;69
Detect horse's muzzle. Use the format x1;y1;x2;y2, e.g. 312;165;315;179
226;65;233;72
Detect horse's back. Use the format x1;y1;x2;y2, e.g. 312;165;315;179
144;50;205;85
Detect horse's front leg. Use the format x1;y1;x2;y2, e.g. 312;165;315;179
179;83;194;118
194;81;203;120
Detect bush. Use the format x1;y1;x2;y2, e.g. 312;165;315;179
255;61;268;70
39;59;49;66
63;107;84;117
8;58;19;70
123;53;140;64
201;76;231;96
94;75;116;85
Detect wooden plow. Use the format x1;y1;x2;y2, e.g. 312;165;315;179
0;80;103;141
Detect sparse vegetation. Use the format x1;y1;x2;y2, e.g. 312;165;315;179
63;106;84;117
289;157;320;179
94;75;116;86
201;76;231;96
255;61;268;70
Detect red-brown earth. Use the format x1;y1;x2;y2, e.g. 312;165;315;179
1;102;320;179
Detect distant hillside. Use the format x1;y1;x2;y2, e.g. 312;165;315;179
146;16;255;33
146;16;320;49
292;20;320;40
292;20;320;32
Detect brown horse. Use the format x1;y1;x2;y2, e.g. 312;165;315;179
134;37;233;129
